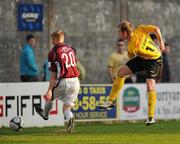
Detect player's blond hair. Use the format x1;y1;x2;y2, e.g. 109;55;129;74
51;30;64;42
119;21;133;35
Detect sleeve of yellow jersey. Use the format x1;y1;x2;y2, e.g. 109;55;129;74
137;25;157;33
128;51;135;59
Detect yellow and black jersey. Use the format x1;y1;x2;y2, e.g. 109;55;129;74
128;25;161;60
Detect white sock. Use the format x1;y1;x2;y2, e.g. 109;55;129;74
63;109;73;121
43;101;53;118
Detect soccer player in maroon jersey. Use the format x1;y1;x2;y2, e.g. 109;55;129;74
35;30;80;133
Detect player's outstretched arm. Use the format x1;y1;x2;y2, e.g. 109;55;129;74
154;26;165;52
139;25;165;52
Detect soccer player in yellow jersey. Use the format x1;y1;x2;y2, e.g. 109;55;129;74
100;21;165;125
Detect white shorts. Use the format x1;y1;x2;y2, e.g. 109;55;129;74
53;77;80;107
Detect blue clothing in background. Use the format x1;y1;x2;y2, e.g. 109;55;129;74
43;59;50;81
20;44;39;76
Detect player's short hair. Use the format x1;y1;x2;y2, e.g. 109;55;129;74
117;39;124;43
117;39;124;45
26;34;35;42
118;21;133;34
51;30;64;42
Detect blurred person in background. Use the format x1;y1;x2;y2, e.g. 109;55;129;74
70;46;86;82
43;59;51;81
108;39;133;83
77;58;86;81
100;21;165;126
161;42;171;82
20;34;39;82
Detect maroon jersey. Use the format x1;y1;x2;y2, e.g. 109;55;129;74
48;43;79;79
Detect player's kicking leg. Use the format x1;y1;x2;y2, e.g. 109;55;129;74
99;76;125;109
35;105;48;120
99;65;131;109
35;101;53;120
99;101;115;109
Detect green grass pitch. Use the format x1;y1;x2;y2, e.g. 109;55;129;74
1;120;180;144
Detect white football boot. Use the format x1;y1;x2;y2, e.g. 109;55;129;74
145;117;156;126
99;101;115;110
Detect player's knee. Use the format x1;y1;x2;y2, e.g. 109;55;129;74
146;79;155;91
118;66;131;77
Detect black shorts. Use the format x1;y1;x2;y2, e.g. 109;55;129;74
126;56;163;80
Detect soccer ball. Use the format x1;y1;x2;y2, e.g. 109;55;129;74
9;116;23;131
